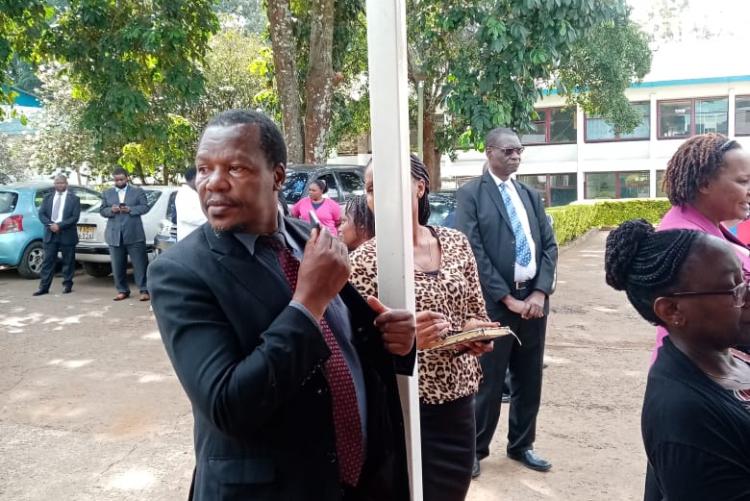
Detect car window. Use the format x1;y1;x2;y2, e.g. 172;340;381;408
428;195;456;228
167;191;177;223
283;172;309;204
0;191;18;213
70;187;102;212
318;173;340;201
338;171;364;197
34;188;54;208
144;190;162;212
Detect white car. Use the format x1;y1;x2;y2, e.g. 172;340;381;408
75;186;178;277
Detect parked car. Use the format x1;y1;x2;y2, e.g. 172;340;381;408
0;182;102;278
75;186;178;277
283;164;366;206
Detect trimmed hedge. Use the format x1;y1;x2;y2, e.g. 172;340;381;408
547;199;671;246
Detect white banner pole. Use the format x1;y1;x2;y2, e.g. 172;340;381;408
365;0;423;499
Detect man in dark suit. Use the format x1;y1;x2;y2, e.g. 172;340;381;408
33;175;81;296
148;110;416;501
456;127;558;475
100;167;150;301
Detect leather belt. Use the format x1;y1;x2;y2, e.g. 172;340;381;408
514;281;529;291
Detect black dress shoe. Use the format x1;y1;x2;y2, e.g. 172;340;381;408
471;457;480;478
507;450;552;472
62;286;72;294
32;289;49;297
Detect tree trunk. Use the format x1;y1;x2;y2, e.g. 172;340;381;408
303;0;335;164
422;106;442;191
267;0;305;164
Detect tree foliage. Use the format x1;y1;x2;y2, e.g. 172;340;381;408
407;0;652;186
0;1;52;119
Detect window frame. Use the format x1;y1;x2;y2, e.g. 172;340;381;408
735;95;750;137
517;173;578;207
521;107;577;146
583;101;651;143
657;96;729;140
584;170;651;200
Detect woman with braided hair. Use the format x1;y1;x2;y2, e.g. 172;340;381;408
349;154;496;500
605;219;750;500
652;133;750;361
339;194;375;251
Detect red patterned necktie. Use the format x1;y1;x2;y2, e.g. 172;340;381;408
262;236;364;486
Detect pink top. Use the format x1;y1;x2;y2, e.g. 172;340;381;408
652;205;750;363
290;197;341;236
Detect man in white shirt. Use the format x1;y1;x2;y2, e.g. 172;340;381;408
34;175;81;296
456;127;558;476
175;167;206;241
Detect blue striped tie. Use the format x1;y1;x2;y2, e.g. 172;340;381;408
499;183;532;267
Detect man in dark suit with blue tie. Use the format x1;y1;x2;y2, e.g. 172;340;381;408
33;175;81;296
100;167;151;301
456;127;558;475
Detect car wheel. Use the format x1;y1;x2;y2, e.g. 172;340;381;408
83;262;112;278
18;241;44;279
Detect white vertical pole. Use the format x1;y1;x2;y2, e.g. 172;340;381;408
365;1;423;500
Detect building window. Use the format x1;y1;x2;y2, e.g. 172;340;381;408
520;107;576;145
517;173;578;207
656;170;667;198
585;102;650;142
735;96;750;136
658;97;728;139
584;171;650;199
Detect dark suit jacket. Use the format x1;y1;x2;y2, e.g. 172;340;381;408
38;191;81;246
456;172;558;320
148;218;413;501
100;185;149;246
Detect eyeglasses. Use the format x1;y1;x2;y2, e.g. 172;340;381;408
487;146;524;156
663;281;750;308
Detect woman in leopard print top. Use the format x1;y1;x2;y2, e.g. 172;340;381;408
349;155;496;501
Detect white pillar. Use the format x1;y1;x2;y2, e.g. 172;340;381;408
365;1;423;499
729;88;737;138
649;93;657;159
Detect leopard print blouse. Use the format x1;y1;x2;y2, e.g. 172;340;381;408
349;226;490;405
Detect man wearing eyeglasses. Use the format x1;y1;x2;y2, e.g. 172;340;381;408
456;127;558;476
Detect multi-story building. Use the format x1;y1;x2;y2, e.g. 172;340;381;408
443;39;750;206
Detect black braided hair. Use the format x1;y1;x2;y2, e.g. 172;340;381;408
344;194;375;240
663;133;742;206
410;154;431;225
604;219;704;325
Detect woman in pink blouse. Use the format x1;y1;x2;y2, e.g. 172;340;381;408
290;179;341;236
653;133;750;362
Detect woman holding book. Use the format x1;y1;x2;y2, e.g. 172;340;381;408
349;155;497;501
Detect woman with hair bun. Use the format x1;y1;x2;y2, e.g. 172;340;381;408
605;219;750;501
653;133;750;361
290;178;342;235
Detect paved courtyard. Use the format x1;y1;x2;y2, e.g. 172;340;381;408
1;231;652;500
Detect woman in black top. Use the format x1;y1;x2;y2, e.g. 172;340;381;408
605;220;750;500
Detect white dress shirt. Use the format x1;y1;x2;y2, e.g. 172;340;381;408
51;191;68;224
175;184;207;241
487;171;537;282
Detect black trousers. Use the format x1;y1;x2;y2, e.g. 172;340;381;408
38;238;75;291
420;394;475;501
476;288;547;459
110;240;148;294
